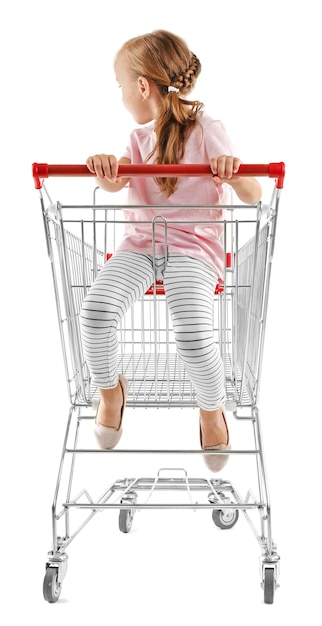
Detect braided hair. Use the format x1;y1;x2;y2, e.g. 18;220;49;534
116;30;204;196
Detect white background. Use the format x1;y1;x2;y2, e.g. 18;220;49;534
1;0;321;623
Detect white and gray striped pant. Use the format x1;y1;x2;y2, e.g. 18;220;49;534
80;251;225;410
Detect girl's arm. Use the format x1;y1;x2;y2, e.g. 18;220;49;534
86;155;130;193
210;155;262;204
227;176;262;204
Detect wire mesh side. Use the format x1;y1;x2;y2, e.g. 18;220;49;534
43;201;277;407
235;219;273;404
45;208;105;403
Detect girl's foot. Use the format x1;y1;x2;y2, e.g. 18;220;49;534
93;375;128;449
199;407;230;473
199;408;229;448
97;382;123;429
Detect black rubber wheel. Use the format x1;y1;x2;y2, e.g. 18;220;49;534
43;567;62;603
263;568;275;604
212;508;239;529
119;509;134;533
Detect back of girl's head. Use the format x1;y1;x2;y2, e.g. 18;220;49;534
116;30;201;95
116;31;203;197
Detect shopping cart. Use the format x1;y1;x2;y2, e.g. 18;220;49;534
32;161;285;604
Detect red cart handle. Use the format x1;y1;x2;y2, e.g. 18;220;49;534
32;162;285;190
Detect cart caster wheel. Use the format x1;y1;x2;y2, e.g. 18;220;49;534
263;568;275;604
43;567;62;603
212;508;239;529
119;509;134;533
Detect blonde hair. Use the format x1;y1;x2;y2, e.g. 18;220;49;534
116;30;203;196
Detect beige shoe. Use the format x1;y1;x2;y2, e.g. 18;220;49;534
200;412;231;473
93;375;128;449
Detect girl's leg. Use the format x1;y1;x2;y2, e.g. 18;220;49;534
80;251;154;426
163;255;228;448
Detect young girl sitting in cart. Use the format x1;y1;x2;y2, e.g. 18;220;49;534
80;29;262;472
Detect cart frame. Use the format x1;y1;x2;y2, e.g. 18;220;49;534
33;162;285;604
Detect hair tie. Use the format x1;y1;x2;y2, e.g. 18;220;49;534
167;86;180;93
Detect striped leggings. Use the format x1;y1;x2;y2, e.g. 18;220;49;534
80;251;226;410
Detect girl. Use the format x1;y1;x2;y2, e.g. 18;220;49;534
80;30;262;472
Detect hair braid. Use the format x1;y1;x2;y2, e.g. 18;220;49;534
172;54;201;92
117;31;204;196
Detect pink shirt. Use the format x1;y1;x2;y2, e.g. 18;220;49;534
117;111;235;280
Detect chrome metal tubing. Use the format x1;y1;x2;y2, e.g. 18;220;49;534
51;406;74;554
65;447;259;454
252;406;274;554
36;180;281;598
63;502;261;511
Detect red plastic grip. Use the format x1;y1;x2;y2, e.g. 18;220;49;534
32;162;285;190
